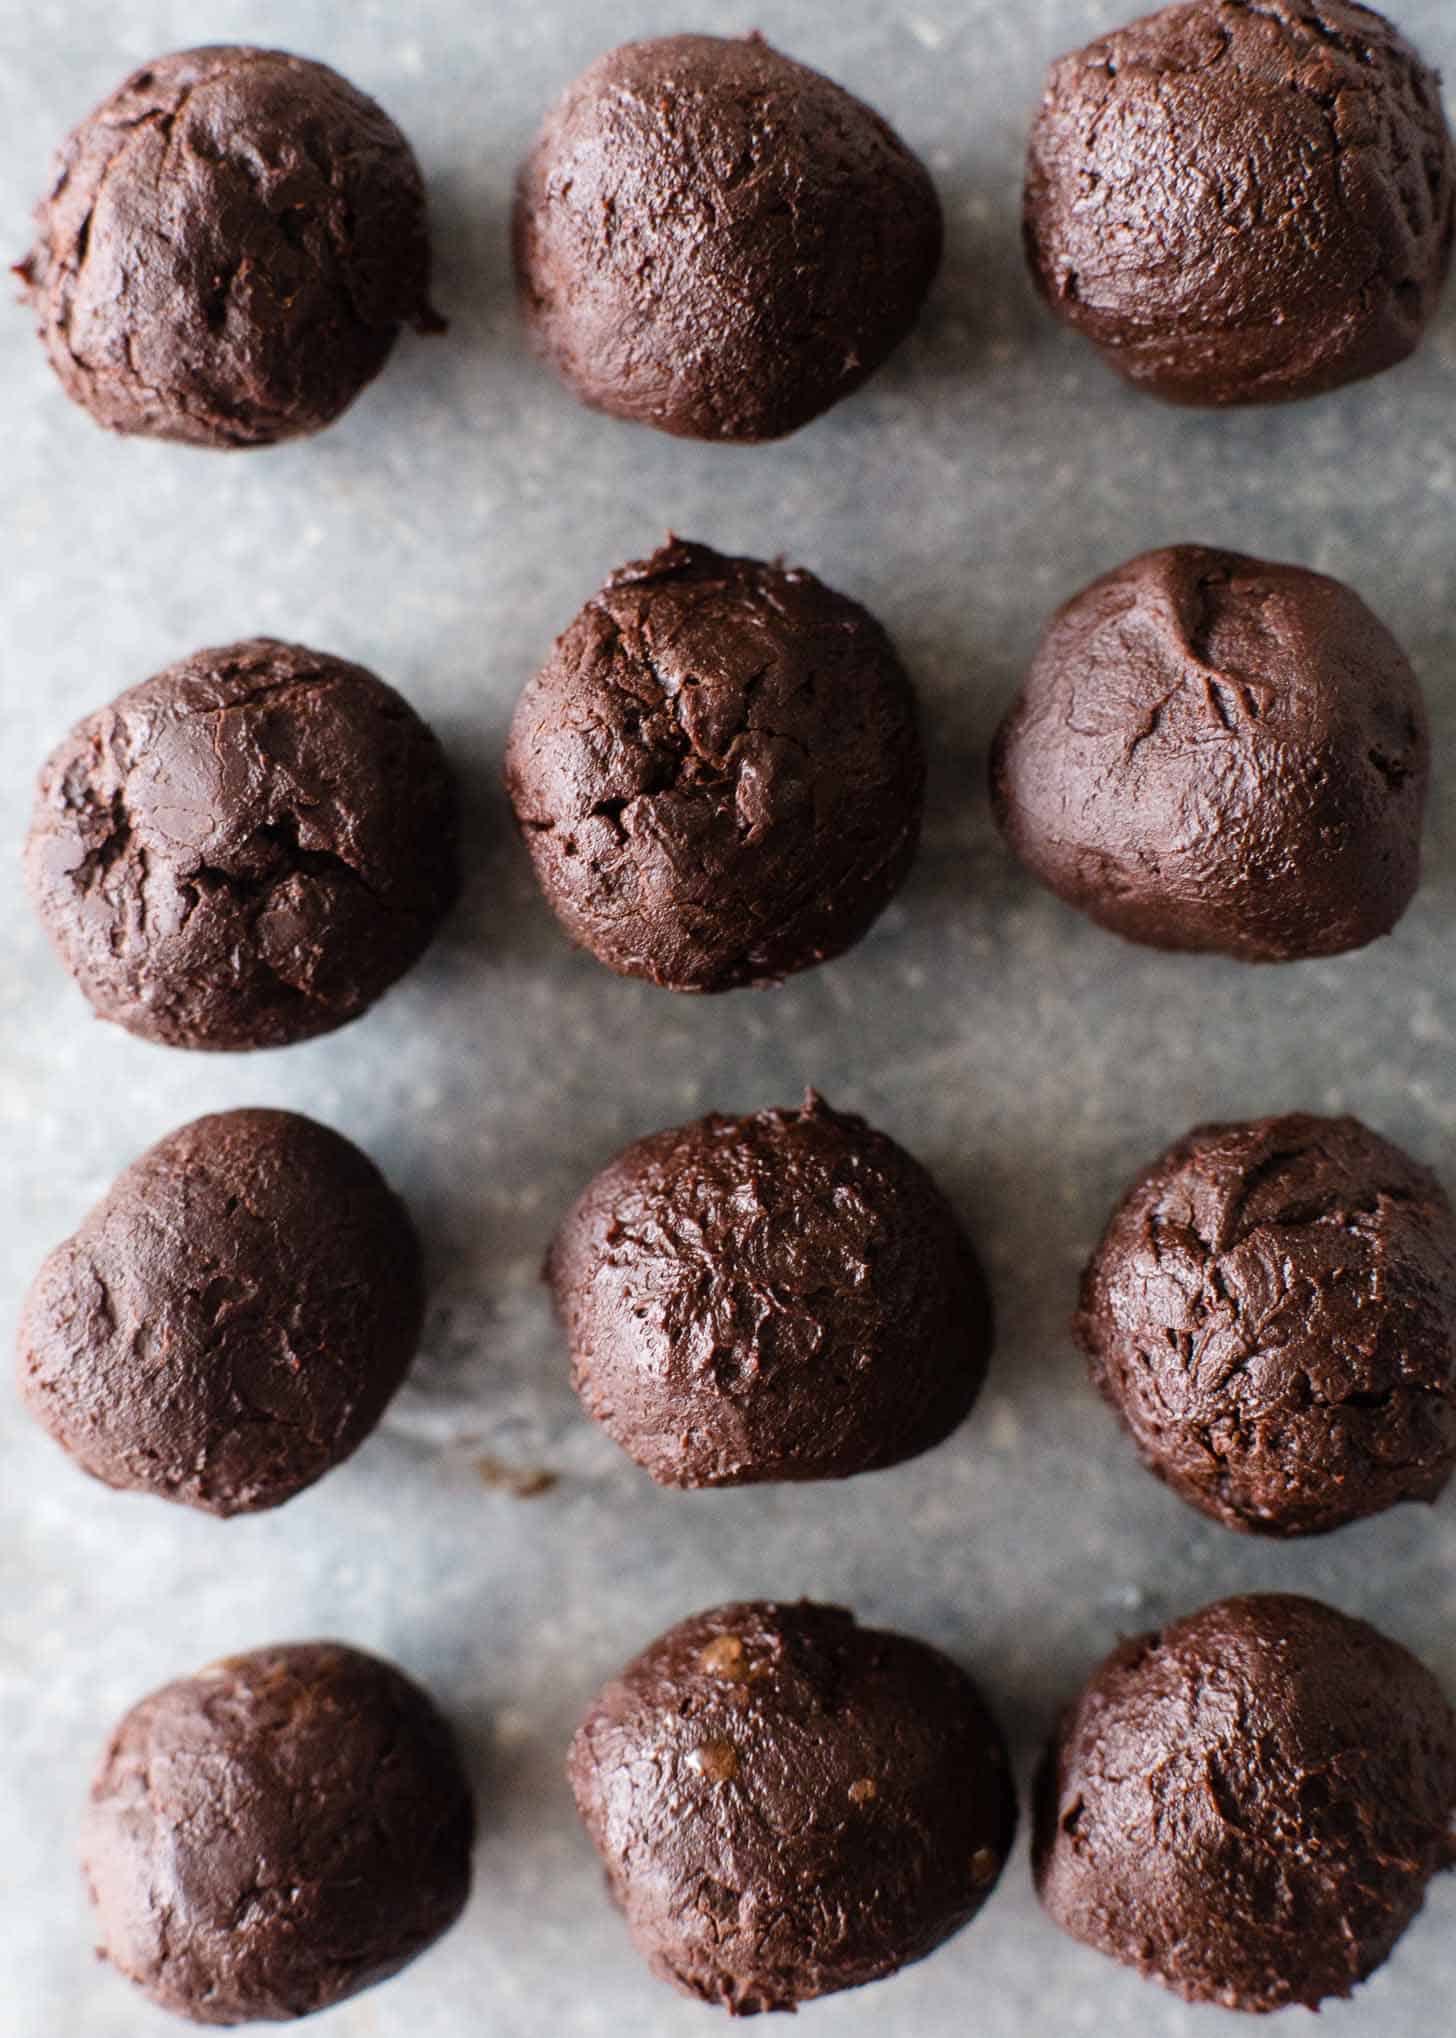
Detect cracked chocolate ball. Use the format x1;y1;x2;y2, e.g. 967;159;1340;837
548;1091;992;1487
514;33;942;441
18;46;438;447
1024;0;1456;405
506;540;924;991
1035;1594;1456;2012
990;545;1429;961
571;1601;1016;2013
1078;1113;1456;1536
26;637;457;1050
84;1642;474;2024
17;1109;424;1516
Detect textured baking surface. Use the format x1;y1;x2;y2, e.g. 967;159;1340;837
2;3;1454;2035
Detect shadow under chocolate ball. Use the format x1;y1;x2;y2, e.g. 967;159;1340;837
17;1109;424;1515
548;1092;992;1487
26;637;458;1050
84;1642;474;2024
19;45;438;447
514;32;942;441
991;545;1429;961
571;1601;1016;2013
506;540;924;992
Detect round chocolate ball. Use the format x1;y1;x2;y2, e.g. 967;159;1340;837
514;33;942;441
19;46;437;447
1034;1593;1456;2012
990;545;1428;961
1024;0;1456;405
506;540;924;991
84;1642;474;2024
549;1092;991;1487
571;1600;1016;2013
17;1109;424;1515
26;637;457;1050
1076;1112;1456;1538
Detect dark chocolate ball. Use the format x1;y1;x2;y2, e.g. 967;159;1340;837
1034;1594;1456;2012
513;33;942;441
1024;0;1456;405
990;545;1428;961
1076;1112;1456;1537
571;1601;1016;2013
506;540;924;992
17;1109;424;1515
548;1091;991;1488
19;46;437;447
84;1642;474;2024
26;637;457;1050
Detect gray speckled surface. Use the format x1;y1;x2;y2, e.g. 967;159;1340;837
3;1;1455;2032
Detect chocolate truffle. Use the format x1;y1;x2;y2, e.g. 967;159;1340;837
514;33;942;441
1076;1113;1456;1538
506;541;924;991
84;1642;474;2023
549;1091;990;1487
990;545;1428;961
1024;0;1456;406
571;1601;1015;2013
27;637;457;1050
1034;1593;1456;2012
18;46;438;447
18;1109;424;1516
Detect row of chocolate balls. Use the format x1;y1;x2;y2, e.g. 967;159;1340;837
25;535;1435;1055
78;1590;1456;2024
19;1091;1456;1536
19;7;1456;454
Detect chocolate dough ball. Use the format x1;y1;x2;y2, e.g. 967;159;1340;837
571;1601;1015;2013
84;1642;474;2023
549;1091;991;1488
514;33;942;441
1034;1594;1456;2012
17;1109;424;1516
990;546;1428;961
506;541;924;991
26;638;457;1050
19;46;437;447
1024;1;1456;405
1077;1113;1456;1537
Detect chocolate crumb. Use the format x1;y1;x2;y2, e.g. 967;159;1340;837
474;1457;560;1500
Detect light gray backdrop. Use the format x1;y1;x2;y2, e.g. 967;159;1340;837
3;2;1454;2033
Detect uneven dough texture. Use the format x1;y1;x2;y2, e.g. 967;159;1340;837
990;545;1428;960
18;1109;424;1515
27;637;458;1050
549;1092;992;1487
571;1601;1015;2013
506;540;924;991
1035;1594;1456;2011
514;33;942;440
19;46;437;446
84;1642;474;2024
1024;0;1456;404
1077;1113;1456;1536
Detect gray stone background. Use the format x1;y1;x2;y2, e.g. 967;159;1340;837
2;1;1454;2032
